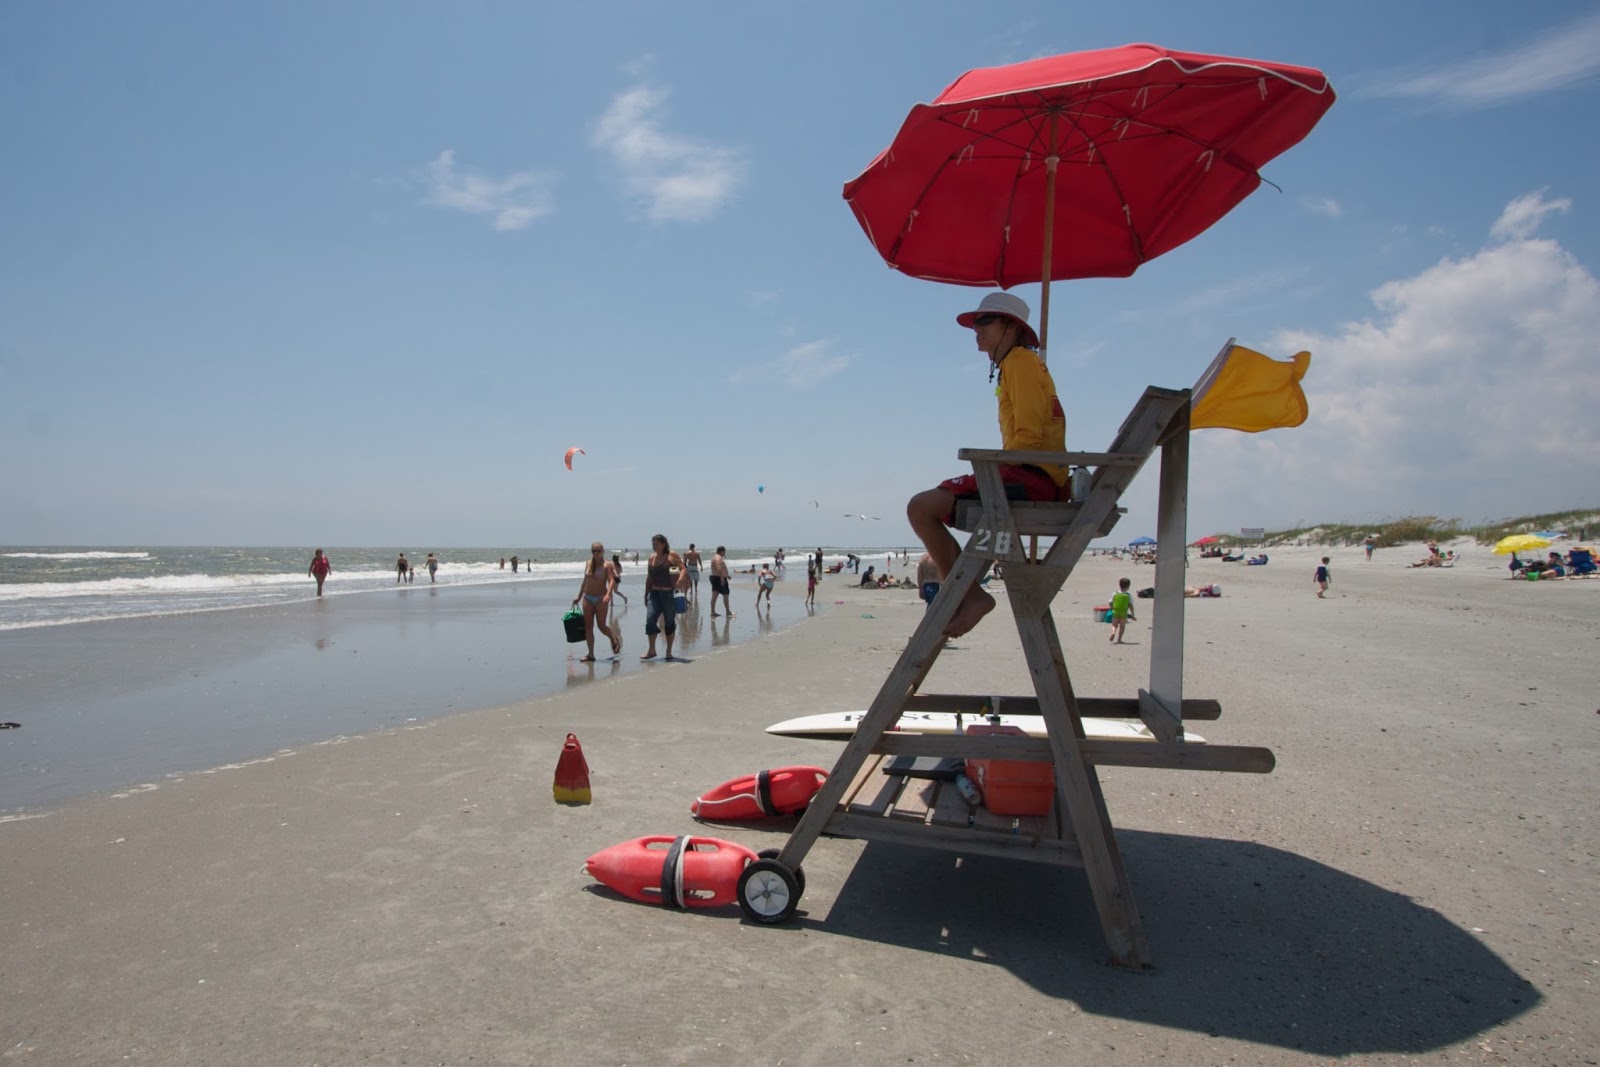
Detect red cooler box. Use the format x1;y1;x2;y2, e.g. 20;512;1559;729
964;723;1056;816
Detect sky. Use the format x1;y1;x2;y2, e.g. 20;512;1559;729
2;1;1597;549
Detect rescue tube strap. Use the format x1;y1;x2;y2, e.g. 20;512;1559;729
756;769;776;816
660;836;686;909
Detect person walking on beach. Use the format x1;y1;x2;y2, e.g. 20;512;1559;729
709;546;734;618
805;559;817;608
1363;537;1375;561
1109;577;1135;643
572;542;622;661
396;553;409;584
815;547;823;580
756;561;777;609
642;534;688;661
610;553;629;604
426;552;439;582
1315;557;1332;598
684;544;703;599
308;549;332;597
906;293;1067;638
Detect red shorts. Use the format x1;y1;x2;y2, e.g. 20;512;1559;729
936;465;1064;525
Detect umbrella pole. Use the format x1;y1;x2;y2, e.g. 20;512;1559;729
1038;112;1060;359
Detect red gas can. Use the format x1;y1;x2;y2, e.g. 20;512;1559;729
964;723;1056;816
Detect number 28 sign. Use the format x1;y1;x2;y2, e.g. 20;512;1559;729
971;523;1019;559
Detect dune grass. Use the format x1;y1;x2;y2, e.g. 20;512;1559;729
1191;508;1599;548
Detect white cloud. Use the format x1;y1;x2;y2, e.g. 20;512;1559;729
1362;11;1600;108
421;150;555;231
732;339;850;389
1489;189;1571;243
1189;192;1600;530
592;85;747;222
1303;195;1343;218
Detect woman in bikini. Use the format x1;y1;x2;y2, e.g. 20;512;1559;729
571;542;622;661
642;533;688;661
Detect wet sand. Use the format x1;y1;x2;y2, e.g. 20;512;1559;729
1;546;1595;1064
0;573;809;812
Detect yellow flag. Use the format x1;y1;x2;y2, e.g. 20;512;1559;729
1191;346;1310;432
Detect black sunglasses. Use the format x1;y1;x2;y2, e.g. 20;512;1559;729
973;314;1004;327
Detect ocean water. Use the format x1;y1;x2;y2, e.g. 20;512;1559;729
0;543;920;813
0;545;914;632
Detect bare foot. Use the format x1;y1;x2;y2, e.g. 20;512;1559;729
944;587;995;637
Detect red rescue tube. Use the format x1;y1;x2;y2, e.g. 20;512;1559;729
690;766;830;820
584;835;760;908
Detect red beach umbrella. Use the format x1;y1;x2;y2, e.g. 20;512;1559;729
1191;535;1222;546
842;43;1335;352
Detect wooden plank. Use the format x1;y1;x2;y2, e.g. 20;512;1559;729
1137;687;1183;745
902;693;1224;721
951;500;1131;536
929;778;974;829
1025;609;1152;968
889;780;939;823
823;811;1084;868
841;754;887;807
846;762;908;816
956;449;1145;467
1081;741;1276;774
1147;402;1190;729
874;733;1052;760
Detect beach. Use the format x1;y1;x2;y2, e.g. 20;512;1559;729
1;544;1596;1065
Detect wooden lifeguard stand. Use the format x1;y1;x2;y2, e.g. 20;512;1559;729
735;371;1276;969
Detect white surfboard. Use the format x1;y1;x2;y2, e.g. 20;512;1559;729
766;710;1205;744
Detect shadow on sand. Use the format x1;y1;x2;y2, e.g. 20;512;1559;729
796;832;1538;1057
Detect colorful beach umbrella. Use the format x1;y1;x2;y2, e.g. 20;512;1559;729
1191;535;1221;546
1128;536;1157;546
1492;534;1550;555
842;43;1335;352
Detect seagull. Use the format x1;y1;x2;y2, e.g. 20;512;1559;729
844;514;882;521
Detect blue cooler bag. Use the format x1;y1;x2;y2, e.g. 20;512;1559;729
673;592;689;613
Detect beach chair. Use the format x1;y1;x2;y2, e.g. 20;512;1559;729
738;340;1296;969
1568;548;1596;576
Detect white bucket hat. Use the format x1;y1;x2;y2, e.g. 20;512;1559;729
955;292;1039;348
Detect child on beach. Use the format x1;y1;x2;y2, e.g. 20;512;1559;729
905;293;1067;638
1315;557;1331;598
1109;577;1135;644
756;562;776;609
805;560;817;608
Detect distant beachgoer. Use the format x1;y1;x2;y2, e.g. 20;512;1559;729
610;553;629;604
1109;577;1135;644
406;561;415;583
426;553;439;582
684;544;703;598
805;560;817;608
642;534;688;661
308;549;332;597
906;293;1067;639
917;551;939;609
814;547;823;579
511;555;520;573
396;553;409;584
775;548;785;571
499;558;506;570
859;565;876;588
847;553;860;573
756;562;776;608
709;546;734;618
572;541;622;661
1363;537;1375;561
1315;557;1331;598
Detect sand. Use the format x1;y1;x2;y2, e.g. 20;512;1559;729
1;543;1596;1065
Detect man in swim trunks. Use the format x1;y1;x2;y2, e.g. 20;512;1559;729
709;545;734;618
684;544;703;599
571;541;622;661
906;293;1068;638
